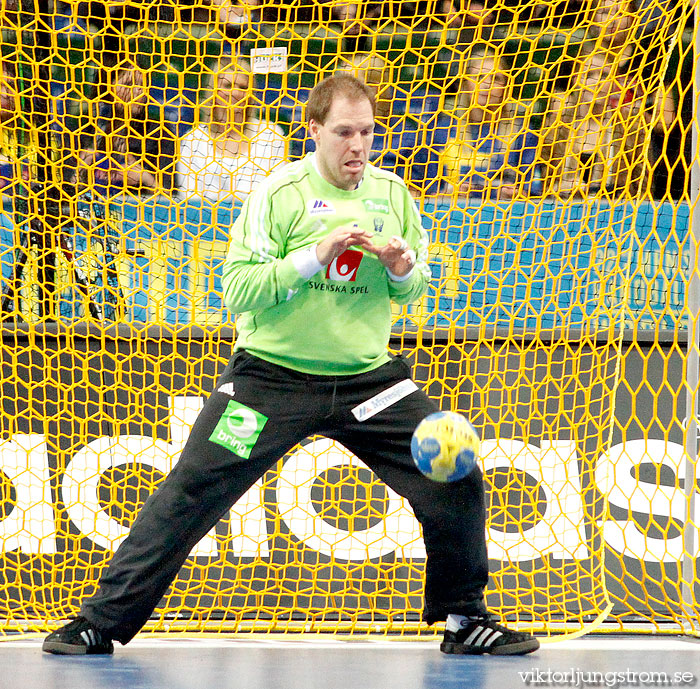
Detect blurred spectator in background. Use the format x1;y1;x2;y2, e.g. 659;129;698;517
590;0;684;86
177;56;286;203
330;1;464;33
290;52;449;197
589;0;641;54
648;37;692;200
459;0;500;33
606;45;683;199
579;0;685;199
525;0;588;30
81;63;178;197
591;0;682;53
437;47;541;200
323;0;468;50
431;1;504;96
206;0;262;35
0;63;17;194
540;49;643;198
328;2;367;35
606;57;654;197
289;52;394;157
350;53;449;197
594;0;689;200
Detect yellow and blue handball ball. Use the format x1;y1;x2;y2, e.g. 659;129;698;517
411;411;480;482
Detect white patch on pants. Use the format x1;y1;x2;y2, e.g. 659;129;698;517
351;379;419;422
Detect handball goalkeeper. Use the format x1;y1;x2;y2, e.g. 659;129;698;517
43;74;538;657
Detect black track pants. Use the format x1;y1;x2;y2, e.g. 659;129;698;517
81;351;489;643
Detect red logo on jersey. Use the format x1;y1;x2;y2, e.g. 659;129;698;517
326;249;363;282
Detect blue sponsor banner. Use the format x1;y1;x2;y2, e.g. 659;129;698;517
407;200;689;331
117;196;238;325
625;202;689;330
411;200;631;330
0;197;690;328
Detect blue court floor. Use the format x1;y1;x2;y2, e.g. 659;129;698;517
1;635;699;689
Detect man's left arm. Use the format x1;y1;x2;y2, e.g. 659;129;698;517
387;197;430;304
366;189;430;305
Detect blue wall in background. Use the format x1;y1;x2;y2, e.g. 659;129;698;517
0;197;689;328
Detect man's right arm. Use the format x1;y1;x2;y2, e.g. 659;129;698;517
221;188;313;315
222;189;375;316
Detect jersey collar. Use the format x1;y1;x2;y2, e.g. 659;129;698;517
310;152;365;192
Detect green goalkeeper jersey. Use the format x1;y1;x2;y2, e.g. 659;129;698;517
221;153;430;375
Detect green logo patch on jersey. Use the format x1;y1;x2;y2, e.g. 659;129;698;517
209;400;268;459
363;198;390;214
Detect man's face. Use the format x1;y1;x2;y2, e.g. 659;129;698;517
0;71;16;122
213;69;250;122
114;71;148;106
578;55;613;106
465;57;507;111
309;95;374;191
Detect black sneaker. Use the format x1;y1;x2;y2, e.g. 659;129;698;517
42;617;114;655
440;616;539;656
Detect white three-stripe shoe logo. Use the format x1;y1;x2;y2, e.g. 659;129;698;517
464;626;503;648
218;382;235;397
80;629;97;646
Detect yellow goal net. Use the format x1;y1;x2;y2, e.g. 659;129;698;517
0;0;697;639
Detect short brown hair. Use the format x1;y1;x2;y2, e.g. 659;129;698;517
306;73;376;125
201;55;253;131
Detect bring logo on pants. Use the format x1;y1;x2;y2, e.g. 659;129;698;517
209;400;268;459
